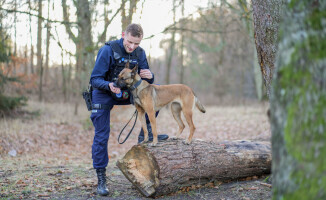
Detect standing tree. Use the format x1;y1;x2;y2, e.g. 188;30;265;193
252;0;326;198
62;0;126;114
37;0;43;101
44;0;52;86
0;8;26;112
270;0;326;199
62;0;93;114
165;0;177;84
121;0;139;31
251;0;283;97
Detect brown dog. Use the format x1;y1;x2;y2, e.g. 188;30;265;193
115;64;206;146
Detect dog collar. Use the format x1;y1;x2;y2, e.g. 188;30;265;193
129;79;142;90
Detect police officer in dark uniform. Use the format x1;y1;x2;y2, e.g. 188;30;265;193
89;23;168;196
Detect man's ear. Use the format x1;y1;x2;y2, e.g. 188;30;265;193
131;65;138;77
125;61;130;68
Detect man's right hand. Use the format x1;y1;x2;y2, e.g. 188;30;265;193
109;82;121;94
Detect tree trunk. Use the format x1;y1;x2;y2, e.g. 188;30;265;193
12;0;17;75
121;0;138;31
165;0;177;84
251;0;283;97
117;139;271;197
44;0;51;86
270;1;326;199
28;0;34;74
62;0;94;114
37;0;43;101
179;0;185;84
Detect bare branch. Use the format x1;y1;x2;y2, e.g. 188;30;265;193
96;0;126;46
0;7;76;25
62;0;78;43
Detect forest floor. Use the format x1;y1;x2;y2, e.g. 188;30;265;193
0;100;272;200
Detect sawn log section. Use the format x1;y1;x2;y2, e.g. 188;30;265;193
116;139;271;197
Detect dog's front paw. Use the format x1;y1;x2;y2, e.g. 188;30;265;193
183;140;191;145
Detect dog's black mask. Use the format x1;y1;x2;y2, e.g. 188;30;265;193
114;79;126;89
115;65;138;89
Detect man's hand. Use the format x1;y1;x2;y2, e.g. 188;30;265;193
139;69;153;79
109;82;121;94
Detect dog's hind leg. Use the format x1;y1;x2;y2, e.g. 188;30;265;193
171;102;185;140
182;100;196;145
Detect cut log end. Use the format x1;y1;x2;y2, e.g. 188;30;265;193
116;145;160;197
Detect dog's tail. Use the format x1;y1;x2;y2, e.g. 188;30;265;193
195;97;206;113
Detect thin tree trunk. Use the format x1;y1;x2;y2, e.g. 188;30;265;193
121;0;127;31
24;45;28;74
28;0;34;74
61;51;67;102
37;0;43;101
179;0;185;84
44;0;51;86
12;0;17;75
165;0;177;84
38;56;43;101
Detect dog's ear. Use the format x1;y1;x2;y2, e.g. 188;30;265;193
131;65;138;77
125;61;130;68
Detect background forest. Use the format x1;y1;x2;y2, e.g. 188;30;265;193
0;0;264;114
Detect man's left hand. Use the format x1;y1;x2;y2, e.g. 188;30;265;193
139;69;153;79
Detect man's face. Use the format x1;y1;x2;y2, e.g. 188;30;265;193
122;32;142;53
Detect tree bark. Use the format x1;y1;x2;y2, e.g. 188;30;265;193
271;1;326;199
251;0;283;97
117;139;271;197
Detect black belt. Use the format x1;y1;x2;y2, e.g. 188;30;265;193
92;104;112;110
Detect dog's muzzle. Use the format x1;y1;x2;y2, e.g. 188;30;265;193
114;80;126;88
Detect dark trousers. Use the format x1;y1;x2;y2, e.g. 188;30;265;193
91;90;130;169
91;89;159;169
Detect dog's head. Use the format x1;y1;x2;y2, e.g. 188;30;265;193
115;62;138;88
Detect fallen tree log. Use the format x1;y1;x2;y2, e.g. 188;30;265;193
116;139;271;197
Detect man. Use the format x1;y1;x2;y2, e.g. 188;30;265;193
89;23;168;196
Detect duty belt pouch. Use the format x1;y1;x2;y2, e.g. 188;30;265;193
82;85;93;111
110;89;131;102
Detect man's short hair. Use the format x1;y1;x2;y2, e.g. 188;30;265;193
125;23;143;38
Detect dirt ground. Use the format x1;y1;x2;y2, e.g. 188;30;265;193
0;100;271;199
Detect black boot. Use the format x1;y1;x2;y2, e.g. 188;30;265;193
96;168;109;196
138;123;169;144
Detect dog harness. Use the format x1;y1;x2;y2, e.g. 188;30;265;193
105;40;141;82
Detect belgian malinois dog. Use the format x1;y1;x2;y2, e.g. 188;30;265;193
115;63;206;146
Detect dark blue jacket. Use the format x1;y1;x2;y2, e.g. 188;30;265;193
90;38;154;91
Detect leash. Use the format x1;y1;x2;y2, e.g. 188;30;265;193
118;109;138;144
